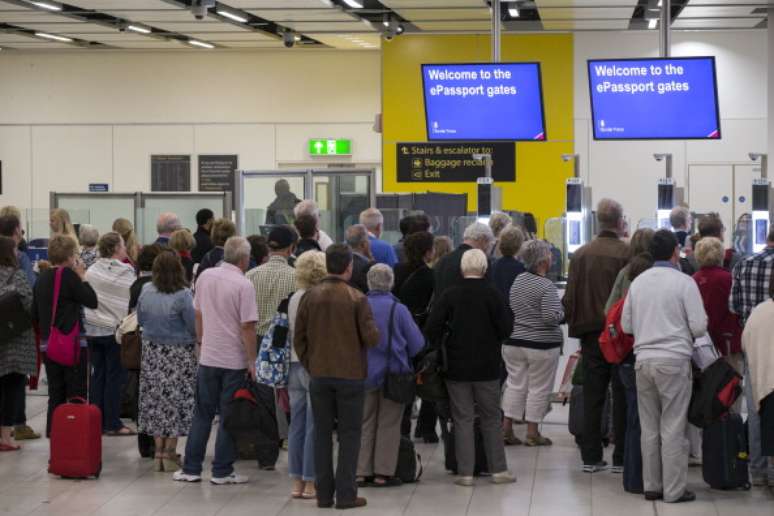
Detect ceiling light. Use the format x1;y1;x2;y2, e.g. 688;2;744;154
508;7;519;17
35;32;72;42
28;1;62;11
188;39;214;49
396;23;404;34
126;24;151;34
648;18;658;29
293;35;302;42
341;0;363;8
217;9;248;24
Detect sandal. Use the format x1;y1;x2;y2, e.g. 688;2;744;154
372;476;403;488
356;476;373;488
524;435;552;447
163;448;181;472
0;443;21;452
503;431;522;446
105;426;137;436
301;484;317;499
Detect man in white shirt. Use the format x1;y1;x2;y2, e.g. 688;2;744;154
294;200;333;250
622;229;707;504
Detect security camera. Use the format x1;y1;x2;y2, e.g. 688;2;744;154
653;153;671;162
749;152;766;162
383;30;395;41
561;154;577;162
191;0;215;20
283;31;295;48
118;22;127;32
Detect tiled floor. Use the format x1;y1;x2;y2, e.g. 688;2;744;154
1;394;772;516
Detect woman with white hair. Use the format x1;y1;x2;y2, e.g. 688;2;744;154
78;224;99;269
501;240;564;447
356;264;424;487
425;249;514;487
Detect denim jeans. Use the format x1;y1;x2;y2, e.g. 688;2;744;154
619;362;643;494
89;335;127;432
744;355;768;475
310;377;365;506
182;365;246;478
288;363;315;481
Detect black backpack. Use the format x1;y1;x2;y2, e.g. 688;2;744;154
394;437;422;483
689;358;743;428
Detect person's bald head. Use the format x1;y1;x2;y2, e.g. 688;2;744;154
156;212;182;237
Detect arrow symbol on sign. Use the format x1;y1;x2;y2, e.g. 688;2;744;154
314;141;324;154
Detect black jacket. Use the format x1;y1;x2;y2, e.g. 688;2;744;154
394;263;434;324
349;252;372;294
490;256;526;304
192;227;213;264
433;244;472;299
424;278;511;382
129;276;152;312
195;246;224;283
32;266;98;340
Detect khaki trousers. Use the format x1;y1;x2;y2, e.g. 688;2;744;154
356;388;403;477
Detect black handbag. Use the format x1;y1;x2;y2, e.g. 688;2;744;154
383;301;417;404
415;324;449;402
0;271;33;341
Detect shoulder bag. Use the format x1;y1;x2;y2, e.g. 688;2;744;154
116;311;141;371
46;267;82;366
256;296;292;387
0;270;33;341
383;301;416;404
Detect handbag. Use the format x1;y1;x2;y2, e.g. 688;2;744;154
415;323;449;402
402;267;433;327
383;300;417;404
46;267;82;367
116;311;141;370
256;296;292;387
0;270;33;341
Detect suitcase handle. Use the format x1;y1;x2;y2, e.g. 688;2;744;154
67;397;87;405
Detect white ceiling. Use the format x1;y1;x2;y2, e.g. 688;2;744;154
0;0;768;51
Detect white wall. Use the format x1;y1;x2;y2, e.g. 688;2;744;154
575;30;768;230
0;50;382;225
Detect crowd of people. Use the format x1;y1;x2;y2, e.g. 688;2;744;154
0;196;773;509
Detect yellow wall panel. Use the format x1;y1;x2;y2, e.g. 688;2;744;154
382;34;575;234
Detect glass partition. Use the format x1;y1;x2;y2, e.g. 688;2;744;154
732;212;753;258
139;194;231;245
239;172;307;236
313;172;372;243
51;194;137;239
637;217;658;230
543;217;566;282
25;208;91;242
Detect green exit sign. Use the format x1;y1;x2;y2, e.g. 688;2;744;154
308;139;352;157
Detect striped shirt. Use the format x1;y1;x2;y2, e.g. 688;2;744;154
508;272;564;348
246;255;296;336
84;258;135;336
730;247;774;325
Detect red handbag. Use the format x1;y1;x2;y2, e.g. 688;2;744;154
45;267;82;367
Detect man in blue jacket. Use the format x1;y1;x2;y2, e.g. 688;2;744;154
359;208;397;268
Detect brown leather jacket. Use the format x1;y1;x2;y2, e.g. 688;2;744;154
293;276;380;380
563;232;629;338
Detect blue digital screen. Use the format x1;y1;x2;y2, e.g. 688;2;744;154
422;63;547;141
588;57;721;140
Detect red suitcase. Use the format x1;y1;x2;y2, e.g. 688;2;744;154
49;397;102;479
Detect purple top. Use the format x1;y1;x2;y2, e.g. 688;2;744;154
365;291;425;390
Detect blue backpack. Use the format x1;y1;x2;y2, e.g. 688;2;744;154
256;296;292;387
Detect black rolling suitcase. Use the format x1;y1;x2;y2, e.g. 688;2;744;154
701;413;751;490
442;418;488;476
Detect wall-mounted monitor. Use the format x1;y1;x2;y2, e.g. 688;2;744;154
588;56;721;140
422;62;547;141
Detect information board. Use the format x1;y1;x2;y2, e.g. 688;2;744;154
151;155;191;192
396;142;515;183
422;62;547;141
588;56;721;140
198;155;238;194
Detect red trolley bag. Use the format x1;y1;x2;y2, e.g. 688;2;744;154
49;396;102;479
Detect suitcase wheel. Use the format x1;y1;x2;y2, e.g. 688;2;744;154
94;463;102;479
742;482;751;491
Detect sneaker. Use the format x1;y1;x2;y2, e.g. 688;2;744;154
582;461;608;473
491;471;516;484
13;425;40;441
172;470;201;483
454;476;474;487
335;497;367;510
211;473;249;485
610;465;624;474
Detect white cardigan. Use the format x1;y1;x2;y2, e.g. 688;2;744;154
742;299;774;410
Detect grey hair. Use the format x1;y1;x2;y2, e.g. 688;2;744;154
519;240;552;274
488;212;512;238
156;212;182;235
596;199;624;232
294;199;320;219
460;248;488;277
463;222;494;245
367;263;394;292
223;236;251;265
346;224;369;249
359;208;384;231
669;206;690;229
78;224;99;247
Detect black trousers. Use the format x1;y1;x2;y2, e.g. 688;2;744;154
580;333;627;466
0;373;26;427
44;353;88;437
401;399;439;438
310;377;365;506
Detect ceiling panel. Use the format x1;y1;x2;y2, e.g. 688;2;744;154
535;0;638;6
99;10;207;22
542;19;630;30
215;40;286;47
412;20;492;31
539;7;635;20
59;32;161;42
62;0;173;9
0;33;37;42
680;5;762;18
147;21;255;33
685;0;768;5
228;0;340;7
2;41;77;48
103;40;188;48
246;9;354;22
308;32;380;49
672;17;764;29
5;22;90;32
392;8;490;21
382;1;486;6
283;20;375;31
0;11;77;23
185;31;274;41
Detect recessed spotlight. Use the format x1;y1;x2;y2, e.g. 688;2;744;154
217;9;248;24
188;39;214;49
508;7;519;17
28;1;62;11
396;24;404;34
127;24;151;34
342;0;363;8
648;18;658;29
35;32;72;42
